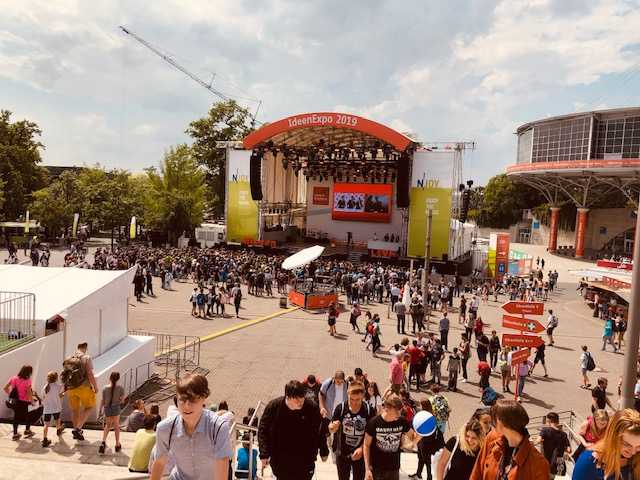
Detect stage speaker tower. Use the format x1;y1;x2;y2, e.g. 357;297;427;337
396;153;410;208
250;153;263;200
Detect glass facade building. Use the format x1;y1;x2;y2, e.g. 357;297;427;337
516;108;640;165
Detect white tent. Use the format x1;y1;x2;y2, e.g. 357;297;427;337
0;265;155;422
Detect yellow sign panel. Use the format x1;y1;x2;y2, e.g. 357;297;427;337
408;187;452;259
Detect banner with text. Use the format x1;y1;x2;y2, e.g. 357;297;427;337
227;149;258;242
408;151;453;259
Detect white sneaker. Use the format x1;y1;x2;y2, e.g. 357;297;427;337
517;396;522;402
461;378;468;383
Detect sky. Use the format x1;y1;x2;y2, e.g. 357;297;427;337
2;0;640;187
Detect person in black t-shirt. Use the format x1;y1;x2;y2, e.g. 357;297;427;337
591;377;615;413
536;412;571;478
301;374;321;405
436;419;485;479
363;394;419;479
329;381;375;480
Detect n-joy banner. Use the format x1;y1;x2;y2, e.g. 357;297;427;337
227;149;258;242
407;151;453;259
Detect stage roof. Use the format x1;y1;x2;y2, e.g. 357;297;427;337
243;112;416;151
0;265;136;322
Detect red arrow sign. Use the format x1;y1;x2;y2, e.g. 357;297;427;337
501;301;545;316
509;348;531;365
501;333;545;348
502;315;546;334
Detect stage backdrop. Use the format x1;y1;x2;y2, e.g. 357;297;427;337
408;151;454;259
227;149;258;242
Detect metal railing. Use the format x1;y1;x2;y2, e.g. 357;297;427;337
230;400;263;480
129;330;201;366
0;291;36;352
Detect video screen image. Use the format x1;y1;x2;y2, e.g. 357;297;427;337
332;184;392;223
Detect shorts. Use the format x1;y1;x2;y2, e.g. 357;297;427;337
534;355;545;365
44;412;61;423
104;404;122;417
547;327;555;335
328;317;336;326
581;367;588;375
67;385;96;410
198;304;205;311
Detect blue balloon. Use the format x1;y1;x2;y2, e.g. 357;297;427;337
412;410;437;436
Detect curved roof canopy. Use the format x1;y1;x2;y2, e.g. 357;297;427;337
243;112;415;151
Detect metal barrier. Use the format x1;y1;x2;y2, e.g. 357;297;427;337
230;400;263;480
0;291;36;352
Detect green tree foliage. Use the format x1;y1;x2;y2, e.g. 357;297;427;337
477;174;547;228
186;100;255;218
0;110;48;220
144;144;206;244
29;170;78;238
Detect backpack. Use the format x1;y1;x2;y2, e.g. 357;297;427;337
367;323;374;335
197;293;205;305
354;305;361;317
401;400;416;421
61;353;86;388
432;395;449;422
586;352;596;371
550;315;558;328
481;387;498;406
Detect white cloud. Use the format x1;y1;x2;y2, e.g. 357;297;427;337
1;0;639;185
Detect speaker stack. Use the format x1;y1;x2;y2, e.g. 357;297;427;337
396;153;410;208
250;152;263;201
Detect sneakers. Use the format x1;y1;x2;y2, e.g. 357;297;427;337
409;474;422;479
99;442;106;454
24;430;35;437
543;374;549;378
72;428;85;441
517;396;522;402
42;438;51;448
461;378;468;383
115;444;122;453
12;433;21;441
57;426;66;436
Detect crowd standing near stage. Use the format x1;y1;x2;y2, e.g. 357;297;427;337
6;239;639;479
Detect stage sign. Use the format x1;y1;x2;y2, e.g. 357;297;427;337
408;151;453;259
227;149;258;242
313;187;330;205
502;314;545;334
508;348;531;365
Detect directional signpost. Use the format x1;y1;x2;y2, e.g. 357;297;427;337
501;333;545;348
502;315;546;334
501;300;545;401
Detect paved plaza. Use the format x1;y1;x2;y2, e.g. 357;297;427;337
0;241;629;478
43;241;629;433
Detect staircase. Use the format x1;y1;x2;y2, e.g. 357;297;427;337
347;251;363;264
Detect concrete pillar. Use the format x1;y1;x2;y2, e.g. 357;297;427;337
575;208;590;258
547;207;561;253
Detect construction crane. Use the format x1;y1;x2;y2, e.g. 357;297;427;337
120;26;262;126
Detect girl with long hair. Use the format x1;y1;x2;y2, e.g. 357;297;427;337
327;301;338;336
41;371;66;447
573;408;640;480
437;419;486;479
4;364;35;440
365;382;383;414
574;409;610;462
98;370;125;454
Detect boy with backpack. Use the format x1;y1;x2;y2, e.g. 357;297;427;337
62;341;98;441
429;384;451;435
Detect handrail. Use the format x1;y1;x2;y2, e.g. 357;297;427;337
230;400;264;480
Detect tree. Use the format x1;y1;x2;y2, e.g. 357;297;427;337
186;100;255;218
144;144;206;245
0;110;48;220
74;165;145;247
479;174;547;228
29;171;78;241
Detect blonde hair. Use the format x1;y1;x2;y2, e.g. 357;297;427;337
592;409;640;479
589;409;609;438
45;371;58;394
458;419;486;455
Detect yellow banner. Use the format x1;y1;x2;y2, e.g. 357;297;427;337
130;216;136;239
72;213;79;237
24;211;29;233
407;187;452;259
227;149;258;242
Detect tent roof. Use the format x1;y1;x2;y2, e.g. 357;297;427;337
0;265;134;322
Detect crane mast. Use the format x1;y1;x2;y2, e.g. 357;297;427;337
120;26;261;126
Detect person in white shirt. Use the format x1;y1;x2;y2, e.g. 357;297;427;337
41;371;66;447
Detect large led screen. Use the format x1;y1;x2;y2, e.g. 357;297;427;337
332;183;392;223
